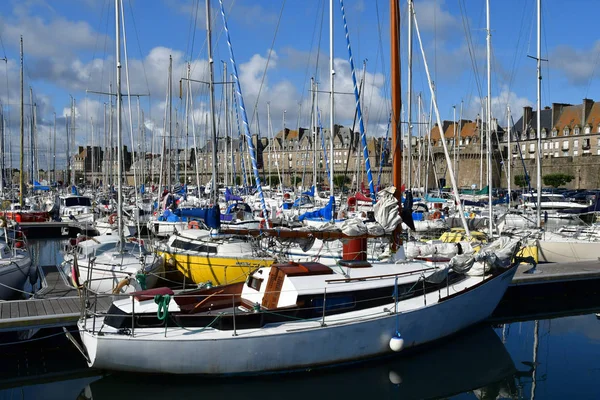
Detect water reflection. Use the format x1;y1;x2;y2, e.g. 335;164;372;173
77;324;519;400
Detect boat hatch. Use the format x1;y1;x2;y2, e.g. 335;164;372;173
337;260;372;268
274;262;334;277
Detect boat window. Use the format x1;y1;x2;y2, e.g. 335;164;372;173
65;197;92;207
171;239;218;254
311;296;355;313
247;276;262;291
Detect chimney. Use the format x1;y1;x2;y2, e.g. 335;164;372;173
583;98;594;126
522;106;532;134
552;102;571;128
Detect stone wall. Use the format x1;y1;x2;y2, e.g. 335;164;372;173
507;155;600;189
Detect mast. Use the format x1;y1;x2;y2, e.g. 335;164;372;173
184;64;190;187
207;0;218;204
507;105;511;208
168;55;173;190
391;0;402;251
115;0;124;249
536;0;542;228
223;61;228;188
407;0;413;192
328;0;335;217
19;36;24;208
486;0;493;235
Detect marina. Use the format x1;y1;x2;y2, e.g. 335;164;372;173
0;0;599;397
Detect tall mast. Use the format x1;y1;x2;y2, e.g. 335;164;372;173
53;112;56;184
223;61;228;188
407;0;413;192
536;0;542;228
115;0;124;248
19;36;24;208
486;0;493;235
391;0;402;251
168;55;172;189
328;0;335;214
207;0;218;204
507;105;511;208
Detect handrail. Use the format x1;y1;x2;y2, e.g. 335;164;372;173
325;267;434;283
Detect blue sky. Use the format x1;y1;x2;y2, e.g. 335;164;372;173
0;0;599;169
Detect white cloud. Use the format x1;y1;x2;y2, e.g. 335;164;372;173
550;41;600;86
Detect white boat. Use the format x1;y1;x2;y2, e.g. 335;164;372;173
63;235;164;294
59;194;95;223
77;236;521;374
0;228;32;300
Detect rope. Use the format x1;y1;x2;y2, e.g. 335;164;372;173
0;329;82;347
154;294;171;321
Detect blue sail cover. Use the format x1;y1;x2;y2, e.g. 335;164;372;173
225;187;243;202
302;186;315;197
71;185;79;195
298;196;335;222
33;181;50;191
174;205;221;229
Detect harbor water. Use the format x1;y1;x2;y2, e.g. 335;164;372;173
0;239;598;399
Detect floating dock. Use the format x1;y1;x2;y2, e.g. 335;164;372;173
1;260;600;333
0;265;111;332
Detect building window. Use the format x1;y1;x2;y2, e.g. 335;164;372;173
529;143;535;153
521;132;527;141
585;126;591;134
574;127;580;135
574;150;579;156
562;150;569;156
543;142;548;150
530;129;536;139
554;142;559;149
552;129;558;137
583;138;591;150
541;129;547;138
563;127;570;136
554;152;559;157
521;144;526;152
574;139;579;148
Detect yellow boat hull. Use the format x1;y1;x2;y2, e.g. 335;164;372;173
157;250;275;286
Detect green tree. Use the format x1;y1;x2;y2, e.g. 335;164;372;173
265;175;280;186
333;174;351;188
543;173;574;188
291;176;302;185
514;174;528;188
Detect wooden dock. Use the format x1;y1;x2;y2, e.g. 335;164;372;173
1;259;600;333
0;265;111;332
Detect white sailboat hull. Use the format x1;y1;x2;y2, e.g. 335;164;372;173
79;266;516;375
0;253;32;300
536;239;600;263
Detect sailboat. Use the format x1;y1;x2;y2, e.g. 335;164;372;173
61;0;163;294
74;0;525;375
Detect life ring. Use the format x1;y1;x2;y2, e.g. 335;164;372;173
113;277;131;294
188;220;200;229
259;219;273;229
108;213;117;225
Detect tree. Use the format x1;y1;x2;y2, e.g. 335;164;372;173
514;174;528;188
291;176;302;185
333;174;350;188
543;173;574;188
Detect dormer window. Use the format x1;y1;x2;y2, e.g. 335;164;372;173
574;127;580;135
552;129;558;137
585;126;591;134
521;132;527;140
563;127;570;136
541;129;547;138
530;129;536;139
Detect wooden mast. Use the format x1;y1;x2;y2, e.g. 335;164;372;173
391;0;402;252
